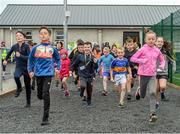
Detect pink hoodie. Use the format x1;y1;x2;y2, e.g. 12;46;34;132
130;44;165;76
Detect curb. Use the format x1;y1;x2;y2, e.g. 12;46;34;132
167;82;180;90
0;88;16;97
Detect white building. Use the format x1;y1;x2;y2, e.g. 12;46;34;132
0;4;180;48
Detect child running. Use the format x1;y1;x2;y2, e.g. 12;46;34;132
28;26;60;125
59;49;71;96
130;31;165;122
155;37;175;108
55;41;64;87
71;42;98;106
124;38;138;100
69;39;84;91
110;48;132;107
98;47;114;96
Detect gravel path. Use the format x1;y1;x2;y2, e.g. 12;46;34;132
0;77;180;133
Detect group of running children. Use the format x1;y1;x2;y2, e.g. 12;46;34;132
3;26;175;125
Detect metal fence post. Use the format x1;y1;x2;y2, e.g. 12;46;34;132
0;47;2;91
161;19;164;36
170;13;174;83
142;27;144;45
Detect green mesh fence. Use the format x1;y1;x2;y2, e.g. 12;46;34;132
145;11;180;86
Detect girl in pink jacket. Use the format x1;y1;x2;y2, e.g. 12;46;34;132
131;31;165;123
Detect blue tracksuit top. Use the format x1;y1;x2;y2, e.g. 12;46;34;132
98;54;114;72
28;43;61;77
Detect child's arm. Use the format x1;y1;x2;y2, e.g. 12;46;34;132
70;54;80;71
110;59;116;81
97;57;102;72
28;47;36;78
130;48;147;64
110;68;114;81
158;51;165;70
3;45;15;65
53;48;61;70
127;67;132;78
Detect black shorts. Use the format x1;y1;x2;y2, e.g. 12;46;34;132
156;75;168;80
132;68;138;78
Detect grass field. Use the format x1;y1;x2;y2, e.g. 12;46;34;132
172;73;180;86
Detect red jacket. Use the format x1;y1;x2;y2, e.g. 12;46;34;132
59;57;71;79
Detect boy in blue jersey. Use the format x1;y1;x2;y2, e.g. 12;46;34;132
110;48;132;107
28;27;61;125
98;47;114;96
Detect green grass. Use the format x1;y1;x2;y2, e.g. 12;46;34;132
172;73;180;86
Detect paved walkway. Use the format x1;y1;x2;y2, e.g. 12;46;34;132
0;77;180;133
0;63;24;95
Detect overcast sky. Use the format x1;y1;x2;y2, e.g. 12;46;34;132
1;0;180;14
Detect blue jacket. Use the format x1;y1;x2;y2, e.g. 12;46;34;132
28;43;61;77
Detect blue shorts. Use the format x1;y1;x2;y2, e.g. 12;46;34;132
103;72;110;77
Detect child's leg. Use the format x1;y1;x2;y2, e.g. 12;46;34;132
79;77;86;97
103;76;108;92
86;81;93;105
159;79;167;92
62;77;68;91
147;76;157;115
55;71;59;87
140;76;149;98
159;78;168;100
77;76;81;90
126;75;131;93
119;83;126;105
156;78;160;102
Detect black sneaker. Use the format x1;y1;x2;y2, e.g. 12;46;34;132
87;100;92;107
24;103;31;108
15;91;20;97
80;89;84;97
19;88;22;92
82;96;87;101
127;94;132;100
149;113;158;122
155;103;159;110
74;78;78;85
37;94;43;100
135;88;140;100
41;119;50;126
161;93;169;101
61;84;63;89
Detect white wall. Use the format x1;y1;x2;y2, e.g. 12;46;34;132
102;29;123;46
0;29;4;42
1;28;142;48
68;29;98;43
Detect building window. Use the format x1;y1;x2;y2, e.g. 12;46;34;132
123;31;140;47
55;31;64;41
25;31;32;41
